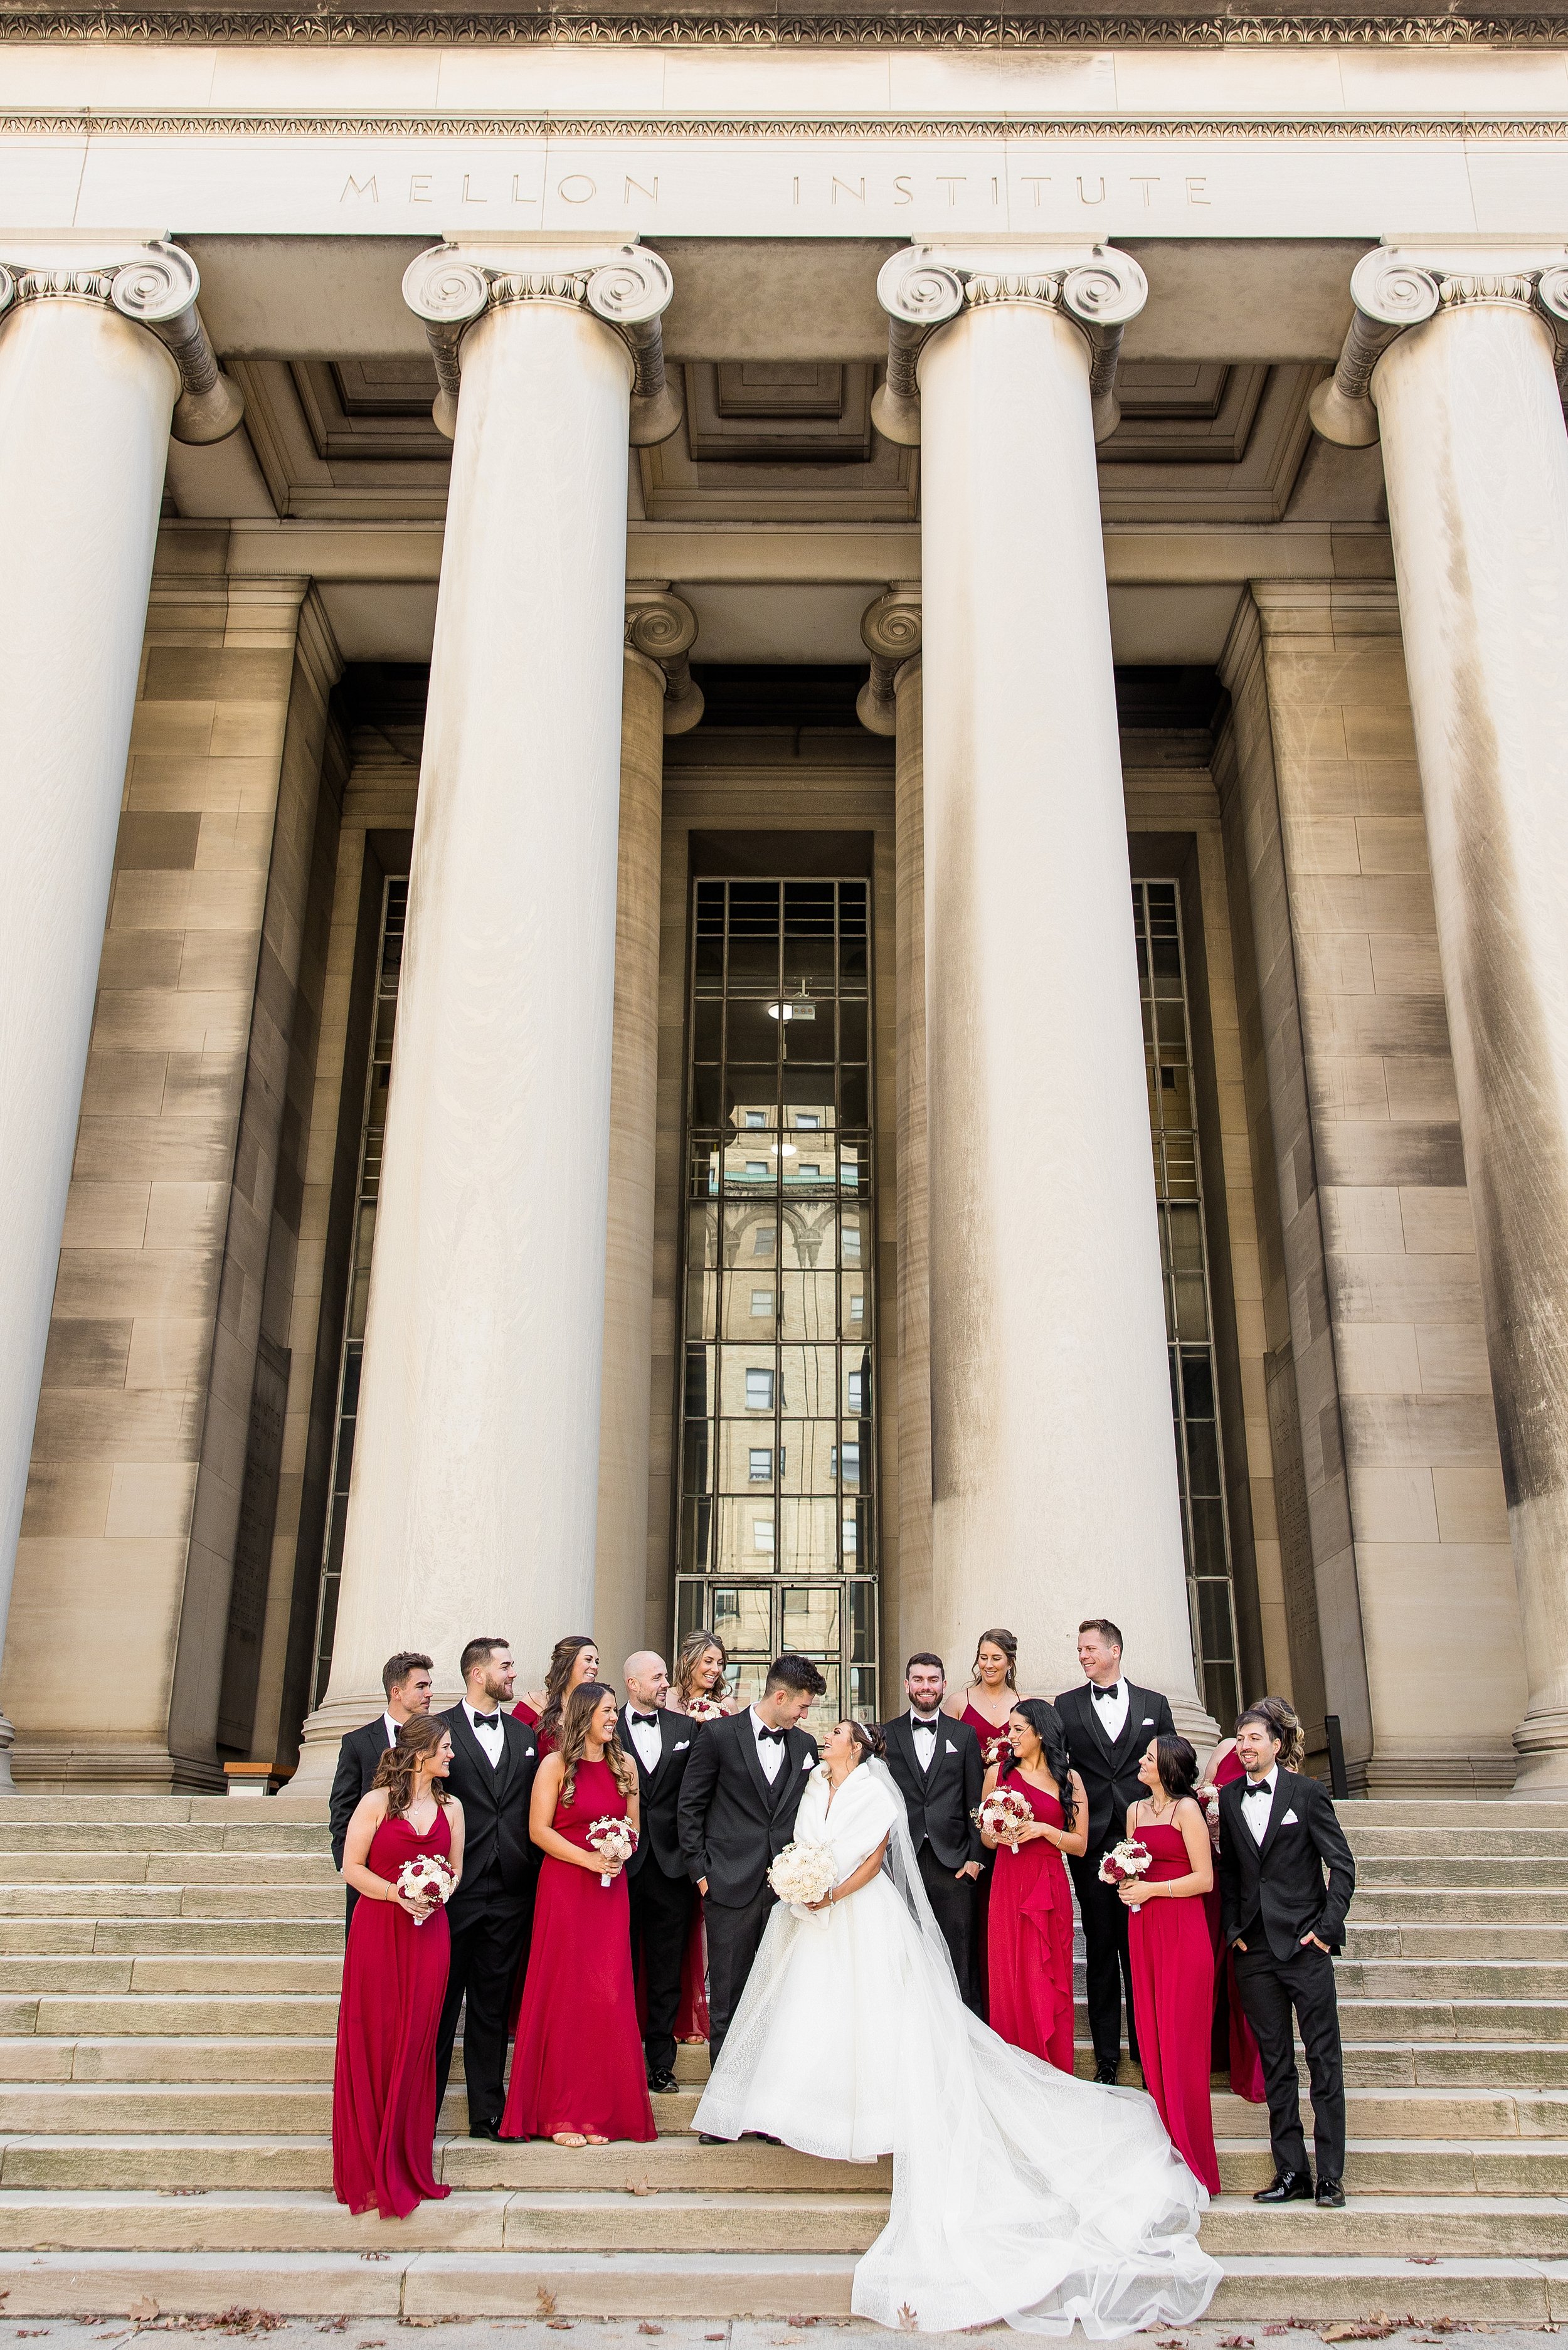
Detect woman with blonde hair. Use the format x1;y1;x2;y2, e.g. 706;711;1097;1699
1198;1695;1306;2104
332;1714;465;2218
514;1633;600;1751
503;1683;655;2148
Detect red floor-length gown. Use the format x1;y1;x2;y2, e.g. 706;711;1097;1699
1205;1747;1266;2102
1127;1820;1221;2193
502;1756;656;2143
332;1806;454;2220
985;1779;1076;2075
963;1703;1013;2023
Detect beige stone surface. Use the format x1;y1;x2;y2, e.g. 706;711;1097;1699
1218;582;1523;1794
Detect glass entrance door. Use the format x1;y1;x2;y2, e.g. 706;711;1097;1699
675;878;879;1725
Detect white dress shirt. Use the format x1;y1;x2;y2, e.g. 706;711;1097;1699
626;1707;664;1775
464;1699;506;1769
1089;1679;1130;1743
750;1704;786;1784
381;1711;400;1750
1242;1769;1276;1845
910;1711;942;1770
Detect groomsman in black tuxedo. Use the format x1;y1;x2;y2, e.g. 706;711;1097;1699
1219;1705;1356;2208
328;1651;433;1935
881;1653;983;2013
435;1636;541;2139
1057;1618;1175;2082
620;1649;699;2096
678;1652;825;2114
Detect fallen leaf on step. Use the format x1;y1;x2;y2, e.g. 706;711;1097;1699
638;2326;662;2336
535;2293;558;2319
896;2309;919;2334
545;2322;572;2331
1220;2335;1254;2345
129;2301;160;2325
1321;2326;1396;2341
629;2182;654;2196
360;2253;390;2262
1407;2255;1439;2266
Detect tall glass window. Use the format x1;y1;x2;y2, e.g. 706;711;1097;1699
676;878;878;1727
1135;879;1240;1726
310;876;407;1708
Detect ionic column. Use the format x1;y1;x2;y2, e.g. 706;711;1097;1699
296;241;679;1775
1314;244;1568;1793
876;245;1213;1734
0;238;241;1787
593;588;701;1678
859;588;932;1661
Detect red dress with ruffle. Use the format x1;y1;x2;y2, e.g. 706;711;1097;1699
985;1778;1076;2074
332;1806;453;2220
1127;1819;1221;2193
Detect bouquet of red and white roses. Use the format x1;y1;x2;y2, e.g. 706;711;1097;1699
1098;1838;1152;1888
976;1785;1032;1853
587;1815;638;1887
394;1850;455;1924
684;1695;726;1723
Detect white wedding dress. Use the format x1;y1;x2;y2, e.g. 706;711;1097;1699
693;1759;1220;2338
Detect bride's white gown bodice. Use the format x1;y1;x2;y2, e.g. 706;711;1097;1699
694;1761;1219;2339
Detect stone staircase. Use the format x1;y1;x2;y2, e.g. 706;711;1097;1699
0;1797;1561;2325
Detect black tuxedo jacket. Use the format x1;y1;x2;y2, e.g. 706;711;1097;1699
677;1708;819;1907
1055;1680;1177;1856
329;1715;393;1871
438;1703;539;1916
879;1713;983;1870
620;1704;699;1880
1218;1767;1356;1961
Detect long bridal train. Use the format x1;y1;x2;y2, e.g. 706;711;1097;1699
694;1759;1221;2339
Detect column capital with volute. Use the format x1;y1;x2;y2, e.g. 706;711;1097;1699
0;234;243;445
872;241;1147;448
403;235;681;446
625;581;704;736
856;583;922;737
1312;238;1568;447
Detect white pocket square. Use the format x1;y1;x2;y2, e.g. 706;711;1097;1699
802;1755;813;1770
1281;1809;1300;1826
674;1739;690;1752
945;1740;957;1754
1142;1717;1154;1726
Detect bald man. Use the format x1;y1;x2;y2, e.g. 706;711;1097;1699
621;1651;699;2094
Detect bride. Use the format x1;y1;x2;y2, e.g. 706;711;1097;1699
693;1718;1221;2338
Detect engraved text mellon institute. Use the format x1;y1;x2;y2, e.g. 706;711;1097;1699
337;164;1219;214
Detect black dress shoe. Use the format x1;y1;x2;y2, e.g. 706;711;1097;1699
1253;2169;1313;2204
647;2068;678;2096
1093;2065;1120;2087
697;2132;731;2146
1316;2178;1346;2208
469;2120;504;2141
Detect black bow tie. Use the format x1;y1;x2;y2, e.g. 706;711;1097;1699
1092;1684;1121;1702
472;1712;501;1731
1244;1779;1273;1799
912;1718;940;1733
631;1712;661;1727
758;1725;788;1744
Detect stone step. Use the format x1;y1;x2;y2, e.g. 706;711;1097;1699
0;1919;340;1957
0;1823;329;1856
1357;1854;1568;1887
0;1885;342;1922
1337;1996;1568;2040
1353;1887;1568;1924
1347;1923;1568;1958
0;2038;342;2085
0;2244;1557;2322
1336;1957;1568;1997
0;1853;342;1887
2;2186;1565;2262
0;1956;343;1994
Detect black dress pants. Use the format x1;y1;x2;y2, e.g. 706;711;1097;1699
1233;1937;1346;2182
1069;1851;1140;2072
435;1862;535;2130
628;1860;694;2078
703;1883;775;2064
918;1843;982;2016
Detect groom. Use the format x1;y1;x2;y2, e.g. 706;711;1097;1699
677;1652;825;2088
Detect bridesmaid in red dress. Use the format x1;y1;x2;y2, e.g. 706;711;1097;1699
1121;1734;1221;2195
333;1713;465;2218
948;1628;1037;2022
665;1629;736;2044
503;1681;656;2147
514;1633;600;1752
980;1698;1088;2073
1200;1723;1270;2105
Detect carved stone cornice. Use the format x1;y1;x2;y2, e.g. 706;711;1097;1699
625;582;702;736
0;239;243;444
856;585;921;736
6;11;1568;41
403;240;679;445
1312;245;1568;446
872;243;1146;448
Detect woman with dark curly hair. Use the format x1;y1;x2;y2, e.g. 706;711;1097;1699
980;1698;1088;2073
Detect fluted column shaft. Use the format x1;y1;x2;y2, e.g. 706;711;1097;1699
309;280;636;1748
0;279;184;1784
893;654;933;1664
914;262;1210;1728
1367;275;1568;1792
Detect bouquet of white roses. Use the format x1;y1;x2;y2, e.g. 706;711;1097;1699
977;1784;1032;1853
1098;1838;1152;1888
587;1815;637;1887
768;1837;839;1922
394;1850;454;1924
